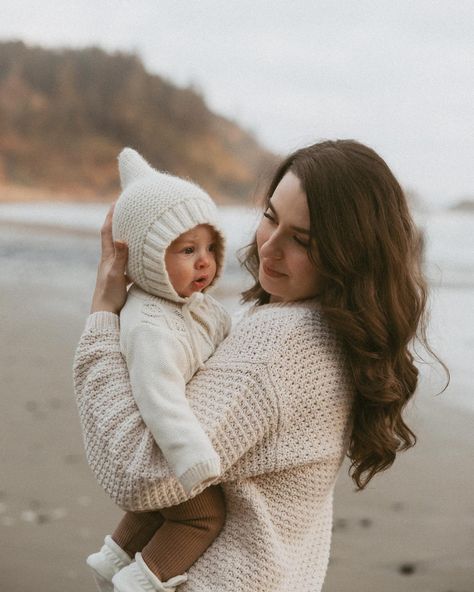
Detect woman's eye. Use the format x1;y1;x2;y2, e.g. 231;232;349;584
208;243;216;252
263;211;275;223
294;236;309;248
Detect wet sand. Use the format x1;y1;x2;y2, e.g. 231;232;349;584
1;226;472;591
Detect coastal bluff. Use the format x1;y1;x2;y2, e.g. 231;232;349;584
0;41;277;203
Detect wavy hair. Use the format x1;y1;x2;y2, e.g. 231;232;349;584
241;139;448;489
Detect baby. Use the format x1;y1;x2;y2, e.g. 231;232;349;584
85;148;231;592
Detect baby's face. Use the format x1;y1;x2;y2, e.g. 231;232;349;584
164;224;218;297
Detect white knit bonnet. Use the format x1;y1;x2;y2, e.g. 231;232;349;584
112;148;225;303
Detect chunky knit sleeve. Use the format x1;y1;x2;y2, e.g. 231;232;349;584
73;312;279;511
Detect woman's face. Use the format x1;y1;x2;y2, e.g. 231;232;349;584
256;171;320;302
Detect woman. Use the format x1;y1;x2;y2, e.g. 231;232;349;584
74;139;433;592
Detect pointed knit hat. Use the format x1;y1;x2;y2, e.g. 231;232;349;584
112;148;225;302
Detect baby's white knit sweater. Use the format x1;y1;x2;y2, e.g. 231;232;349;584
74;300;354;592
119;284;231;494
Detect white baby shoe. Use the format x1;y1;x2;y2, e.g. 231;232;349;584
112;552;187;592
87;535;133;592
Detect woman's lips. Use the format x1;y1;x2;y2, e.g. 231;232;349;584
262;263;286;278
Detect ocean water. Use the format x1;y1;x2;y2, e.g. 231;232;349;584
0;203;260;263
0;202;472;410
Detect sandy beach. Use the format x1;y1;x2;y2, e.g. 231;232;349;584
1;224;473;592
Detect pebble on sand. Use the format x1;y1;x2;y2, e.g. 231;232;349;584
398;562;417;575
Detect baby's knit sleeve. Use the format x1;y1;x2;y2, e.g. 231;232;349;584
124;323;221;495
73;312;279;511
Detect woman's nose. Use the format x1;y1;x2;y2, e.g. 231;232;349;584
260;230;283;259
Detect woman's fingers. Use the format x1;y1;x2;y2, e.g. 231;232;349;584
90;203;131;314
100;203;116;260
112;241;128;276
90;241;129;314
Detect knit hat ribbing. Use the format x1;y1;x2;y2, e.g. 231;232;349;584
112;148;225;302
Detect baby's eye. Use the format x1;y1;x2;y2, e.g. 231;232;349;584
208;243;216;252
183;247;194;254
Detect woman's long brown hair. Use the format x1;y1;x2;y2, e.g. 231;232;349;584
241;139;448;489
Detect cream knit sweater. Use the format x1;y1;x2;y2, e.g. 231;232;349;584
74;300;354;592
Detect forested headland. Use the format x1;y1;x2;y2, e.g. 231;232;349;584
0;41;278;202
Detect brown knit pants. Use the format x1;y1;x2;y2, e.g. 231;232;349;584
112;485;225;582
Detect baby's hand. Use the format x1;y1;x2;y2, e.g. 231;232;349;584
90;203;130;314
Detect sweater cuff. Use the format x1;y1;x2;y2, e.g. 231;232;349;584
178;457;222;495
85;311;120;333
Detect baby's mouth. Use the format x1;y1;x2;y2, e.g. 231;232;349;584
192;275;209;288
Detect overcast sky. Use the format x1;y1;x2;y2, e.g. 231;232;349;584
2;0;473;207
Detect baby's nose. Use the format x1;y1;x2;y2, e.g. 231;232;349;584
197;252;211;267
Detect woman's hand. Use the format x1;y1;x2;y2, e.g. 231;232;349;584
90;203;130;314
